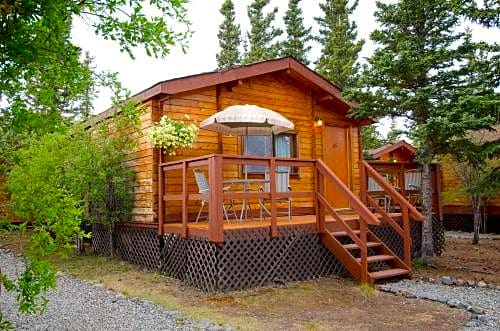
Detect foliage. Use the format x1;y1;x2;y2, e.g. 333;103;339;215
315;0;364;89
360;125;384;152
445;128;500;243
386;119;405;144
281;0;312;65
148;116;198;155
345;0;499;262
243;0;282;64
216;0;242;69
0;0;190;171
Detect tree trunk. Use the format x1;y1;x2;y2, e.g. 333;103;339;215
472;194;481;245
421;162;434;264
75;238;85;255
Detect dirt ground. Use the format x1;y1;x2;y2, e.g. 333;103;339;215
415;236;500;285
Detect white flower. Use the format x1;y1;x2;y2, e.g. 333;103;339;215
148;116;198;153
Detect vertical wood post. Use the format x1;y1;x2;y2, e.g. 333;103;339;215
402;206;412;269
316;164;326;234
208;156;224;243
359;220;368;283
181;161;188;239
359;161;367;205
269;158;277;238
399;164;406;198
158;150;165;236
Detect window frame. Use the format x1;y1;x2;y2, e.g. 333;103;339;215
242;133;299;176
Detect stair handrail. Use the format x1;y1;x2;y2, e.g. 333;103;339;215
361;160;424;221
316;159;380;282
316;159;381;226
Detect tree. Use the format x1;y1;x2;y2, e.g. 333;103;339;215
361;125;384;153
345;0;498;264
0;0;190;159
0;0;189;322
216;0;242;69
281;0;312;65
446;141;499;244
243;0;282;64
315;0;364;89
386;119;405;143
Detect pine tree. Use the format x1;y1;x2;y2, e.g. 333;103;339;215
346;0;499;263
281;0;312;65
243;0;282;64
216;0;242;69
315;0;364;89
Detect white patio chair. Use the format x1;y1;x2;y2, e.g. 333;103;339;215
193;169;236;223
259;170;292;221
367;175;391;213
404;170;422;206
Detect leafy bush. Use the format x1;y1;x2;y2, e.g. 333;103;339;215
3;120;136;314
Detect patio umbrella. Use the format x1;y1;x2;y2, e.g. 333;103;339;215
199;104;294;136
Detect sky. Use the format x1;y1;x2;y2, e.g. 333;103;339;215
71;0;498;136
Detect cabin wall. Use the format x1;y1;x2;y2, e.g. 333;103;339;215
144;73;362;220
440;155;500;213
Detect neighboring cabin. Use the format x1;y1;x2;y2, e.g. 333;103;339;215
440;128;500;233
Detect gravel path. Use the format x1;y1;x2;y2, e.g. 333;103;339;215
379;279;500;330
0;250;229;331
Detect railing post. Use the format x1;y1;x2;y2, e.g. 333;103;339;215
181;161;188;239
208;155;224;243
402;206;412;268
360;161;367;205
269;157;277;238
359;220;368;283
316;163;326;234
158;152;165;236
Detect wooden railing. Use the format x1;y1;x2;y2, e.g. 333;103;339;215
315;159;381;282
360;160;424;268
159;154;316;243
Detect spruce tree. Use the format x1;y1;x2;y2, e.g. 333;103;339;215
315;0;364;89
346;0;499;263
216;0;242;69
243;0;282;64
281;0;313;65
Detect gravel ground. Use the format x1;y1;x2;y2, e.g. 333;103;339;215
0;249;229;331
379;279;500;330
445;231;500;240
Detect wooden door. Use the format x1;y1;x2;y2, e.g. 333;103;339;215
323;125;350;208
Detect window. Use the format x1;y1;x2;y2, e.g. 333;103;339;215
243;134;298;174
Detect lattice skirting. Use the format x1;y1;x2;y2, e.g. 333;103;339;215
92;219;446;291
92;224;160;270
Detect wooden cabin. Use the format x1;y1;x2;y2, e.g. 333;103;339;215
440;128;500;233
92;57;435;291
365;140;443;221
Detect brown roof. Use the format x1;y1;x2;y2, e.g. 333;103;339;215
89;57;355;126
367;140;416;159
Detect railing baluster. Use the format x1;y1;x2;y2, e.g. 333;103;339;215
316;166;326;234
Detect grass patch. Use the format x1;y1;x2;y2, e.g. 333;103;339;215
304;321;319;330
357;282;376;295
413;257;427;271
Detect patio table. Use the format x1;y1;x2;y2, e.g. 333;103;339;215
223;178;270;221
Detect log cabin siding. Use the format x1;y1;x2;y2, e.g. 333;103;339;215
124;73;363;222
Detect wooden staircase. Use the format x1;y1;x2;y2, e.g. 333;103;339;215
315;160;424;283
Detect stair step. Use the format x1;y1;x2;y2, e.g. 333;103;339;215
370;268;409;280
355;254;395;263
331;230;360;237
343;242;381;250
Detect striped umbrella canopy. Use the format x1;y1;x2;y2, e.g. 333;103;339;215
199;104;294;136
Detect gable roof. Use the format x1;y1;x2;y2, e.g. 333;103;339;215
367;140;417;160
133;56;351;107
89;57;356;126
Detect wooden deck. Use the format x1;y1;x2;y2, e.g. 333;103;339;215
162;211;403;237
